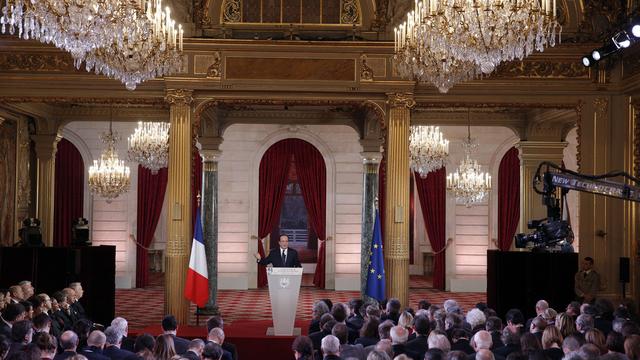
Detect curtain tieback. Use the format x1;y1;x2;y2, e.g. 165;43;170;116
432;238;452;255
129;234;154;251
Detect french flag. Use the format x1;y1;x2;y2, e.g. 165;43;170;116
185;206;209;307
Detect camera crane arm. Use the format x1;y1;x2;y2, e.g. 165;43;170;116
533;161;640;204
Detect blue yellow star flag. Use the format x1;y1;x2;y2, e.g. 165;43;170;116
366;210;385;301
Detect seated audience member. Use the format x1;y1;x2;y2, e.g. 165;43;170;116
8;320;32;357
519;333;541;357
32;313;51;344
475;349;495;360
54;331;79;360
161;315;189;355
0;303;26;338
450;329;474;354
578;343;602;360
365;350;390;360
103;326;140;360
68;284;86;320
525;301;549;332
365;305;381;321
0;335;9;360
205;317;236;360
625;335;640;360
446;350;467;360
493;327;520;358
382;299;401;325
19;302;33;321
355;317;380;348
309;315;336;352
74;319;93;351
418;300;431;311
606;331;625;354
347;299;365;332
406;315;429;360
183;339;204;360
332;303;358;344
320;335;341;360
485;317;503;350
133;334;155;360
428;333;451;353
51;292;73;334
504;310;524;334
333;323;365;360
555;312;577;338
309;301;331;334
466;309;486;335
110;318;133;353
8;286;24;303
80;331;110;360
152;335;176;360
542;308;557;328
202;342;223;360
389;325;418;360
18;282;34;301
540;326;563;360
468;330;504;360
593;299;614;335
444;313;463;339
584;328;606;355
529;317;546;342
562;335;584;355
424;348;446;360
207;328;231;360
621;321;640;338
35;294;52;316
576;314;594;335
566;302;581;318
35;333;57;360
374;339;393;359
291;336;314;360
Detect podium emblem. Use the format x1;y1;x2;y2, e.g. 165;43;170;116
279;277;290;288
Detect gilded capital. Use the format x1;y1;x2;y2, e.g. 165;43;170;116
594;97;609;120
165;89;194;106
200;149;222;163
386;93;415;109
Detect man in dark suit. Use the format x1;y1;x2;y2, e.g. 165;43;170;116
103;326;141;360
80;330;111;360
206;328;232;360
182;339;205;360
69;283;87;320
321;335;342;360
7;320;32;357
161;315;190;355
254;234;302;268
53;331;79;360
406;315;430;359
206;316;237;360
0;303;26;339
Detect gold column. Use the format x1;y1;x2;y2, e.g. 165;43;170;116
516;141;567;232
164;89;194;324
31;134;60;246
384;93;414;307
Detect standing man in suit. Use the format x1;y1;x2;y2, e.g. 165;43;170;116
254;234;302;268
161;315;190;355
575;257;600;303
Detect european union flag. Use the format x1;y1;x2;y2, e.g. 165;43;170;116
366;210;385;301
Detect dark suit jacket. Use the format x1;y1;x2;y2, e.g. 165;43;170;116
466;351;506;360
80;346;111;360
0;319;11;339
182;350;200;360
309;330;331;351
406;336;428;360
71;301;87;320
222;342;237;360
103;346;141;360
452;339;475;354
258;247;302;267
168;334;190;355
392;344;420;360
53;351;77;360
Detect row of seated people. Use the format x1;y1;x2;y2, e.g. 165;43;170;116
0;312;237;360
289;297;640;360
0;281;86;338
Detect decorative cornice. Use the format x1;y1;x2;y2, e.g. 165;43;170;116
0;97;166;106
0;52;76;72
415;102;579;110
492;60;590;79
386;93;415;109
165;89;194;106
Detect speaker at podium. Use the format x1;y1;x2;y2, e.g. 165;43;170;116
266;267;303;336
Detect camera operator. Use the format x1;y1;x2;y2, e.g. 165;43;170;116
574;257;600;303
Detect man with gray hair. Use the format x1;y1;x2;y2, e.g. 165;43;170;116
576;314;594;334
310;300;331;333
183;339;205;360
207;327;232;360
390;325;419;360
366;350;391;360
476;349;495;360
469;330;505;360
53;330;79;360
332;323;365;360
525;300;549;332
80;330;110;360
103;326;140;360
562;335;583;355
321;335;341;359
428;333;451;353
444;300;459;314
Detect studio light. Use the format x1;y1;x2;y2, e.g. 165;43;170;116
632;24;640;38
582;56;592;67
612;32;631;48
592;50;601;61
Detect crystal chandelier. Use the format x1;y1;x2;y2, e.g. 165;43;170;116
88;119;131;203
409;125;449;178
447;110;491;207
128;121;170;174
0;0;184;90
394;0;561;92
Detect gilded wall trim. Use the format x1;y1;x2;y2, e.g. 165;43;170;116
0;97;166;106
492;60;590;79
0;53;76;72
633;101;640;178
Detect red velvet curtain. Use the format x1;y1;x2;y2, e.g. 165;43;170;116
53;139;84;247
135;166;168;287
498;147;520;251
290;139;326;288
258;141;293;287
192;148;203;239
415;168;447;290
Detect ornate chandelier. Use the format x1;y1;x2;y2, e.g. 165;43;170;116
128;121;170;174
409;125;449;178
447;111;491;207
0;0;184;90
89;120;131;203
394;0;561;92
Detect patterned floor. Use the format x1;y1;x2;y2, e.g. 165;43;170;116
117;273;486;331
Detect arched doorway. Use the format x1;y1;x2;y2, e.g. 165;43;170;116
256;138;327;288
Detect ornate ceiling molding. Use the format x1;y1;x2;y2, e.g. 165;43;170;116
491;60;590;79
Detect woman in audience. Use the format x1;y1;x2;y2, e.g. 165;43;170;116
541;326;563;360
355;317;380;348
585;328;607;355
153;334;177;360
398;311;414;336
543;308;558;327
555;312;577;338
291;335;314;360
73;319;93;351
134;334;156;360
606;331;626;354
34;333;56;360
625;335;640;360
308;301;330;334
519;333;541;357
